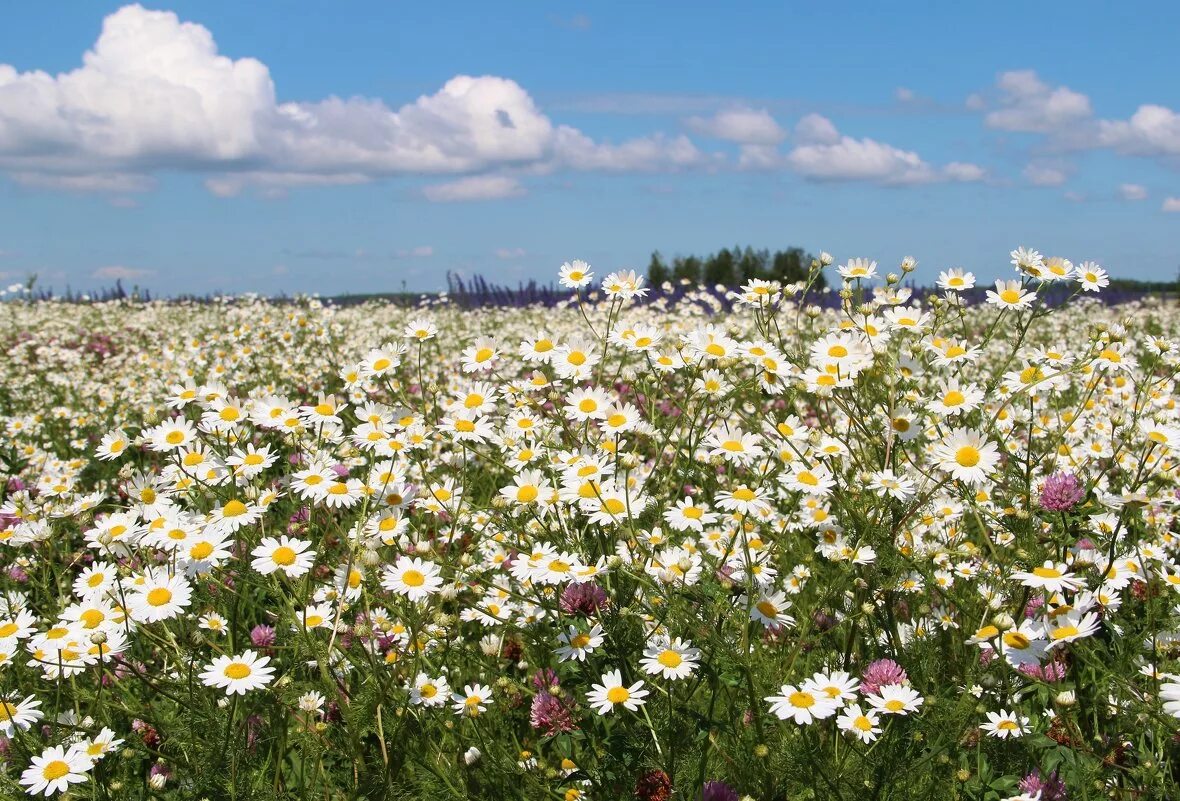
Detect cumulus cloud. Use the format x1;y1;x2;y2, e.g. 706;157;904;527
785;115;983;185
1119;183;1148;201
685;106;786;145
422;175;525;202
1097;105;1180;157
495;247;526;259
1023;163;1069;187
92;265;153;280
0;5;706;194
1163;197;1180;212
983;70;1092;133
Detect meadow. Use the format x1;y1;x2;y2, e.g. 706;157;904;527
0;251;1178;800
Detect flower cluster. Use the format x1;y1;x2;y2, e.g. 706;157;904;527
0;248;1178;799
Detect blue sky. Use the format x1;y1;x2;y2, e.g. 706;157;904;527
1;1;1178;295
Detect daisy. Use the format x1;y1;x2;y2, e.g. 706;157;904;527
226;444;277;479
936;268;976;292
251;536;316;578
382;556;443;602
807;670;861;704
207;498;261;534
0;693;43;736
1044;611;1101;648
837;703;882;742
564;388;612;421
558;260;594;289
838;258;877;281
867;684;924;715
95;429;130;461
200;650;276;695
870;470;916;500
986;280;1036;310
20;744;93;797
601;270;647;300
147;418;197;452
587;670;649;715
75;727;124;762
640;637;701;680
403;317;438;341
452;683;494;717
932;428;1001;485
766;684;840;724
556;624;604;662
411;673;451;707
981;709;1029;739
662;496;718;533
749;590;795;628
1076;261;1109;292
498;469;551;507
128;570;192;624
1012;561;1084;594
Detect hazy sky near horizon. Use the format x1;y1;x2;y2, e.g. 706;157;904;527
1;1;1179;295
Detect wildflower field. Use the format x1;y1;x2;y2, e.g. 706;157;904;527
1;251;1179;801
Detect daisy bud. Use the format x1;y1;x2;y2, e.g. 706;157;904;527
361;549;380;567
820;252;834;266
464;746;482;766
991;612;1015;631
753;744;769;758
414;541;432;555
89;631;107;645
805;305;821;319
608;555;623;569
839;289;853;301
956;769;971;782
1055;690;1076;707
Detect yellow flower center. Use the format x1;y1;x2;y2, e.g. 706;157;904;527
42;761;70;781
224;662;251;680
657;650;682;668
402;569;426;587
147;588;173;607
606;687;630;704
955;446;980;467
789;691;815;708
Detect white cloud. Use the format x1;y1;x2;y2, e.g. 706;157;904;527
1119;183;1148;201
422;175;525;202
983;70;1092;133
0;5;704;194
794;114;840;145
92;265;153;280
785;115;983;185
685;106;785;145
495;247;526;259
1023;163;1069;187
1097;105;1180;157
551;128;708;172
894;87;916;103
1163;197;1180;212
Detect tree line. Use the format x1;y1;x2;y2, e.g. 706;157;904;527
645;245;825;289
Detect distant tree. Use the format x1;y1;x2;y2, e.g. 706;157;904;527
647;251;670;287
672;255;702;283
703;247;736;285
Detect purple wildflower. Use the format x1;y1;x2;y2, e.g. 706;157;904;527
250;624;277;649
1039;472;1085;512
1019;770;1067;801
559;582;608;617
700;781;740;801
861;659;908;694
529;691;577;736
